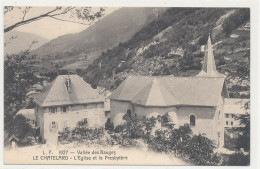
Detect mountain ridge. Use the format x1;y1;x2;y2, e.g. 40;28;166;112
4;30;48;56
32;7;168;60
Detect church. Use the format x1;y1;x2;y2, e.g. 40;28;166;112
109;35;234;147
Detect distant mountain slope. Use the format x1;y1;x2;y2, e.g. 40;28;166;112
4;30;48;55
32;7;167;58
83;8;250;99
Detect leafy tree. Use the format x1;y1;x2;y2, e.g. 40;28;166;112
185;134;221;165
222;8;250;36
233;101;250;151
120;113;145;139
5;114;35;146
161;113;175;129
4;52;35;123
226;152;250;166
4;6;105;33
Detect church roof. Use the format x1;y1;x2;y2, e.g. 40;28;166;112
110;35;229;107
34;75;104;107
110;75;227;107
132;78;179;106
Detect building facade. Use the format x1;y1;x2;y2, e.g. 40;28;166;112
34;75;106;144
109;35;248;147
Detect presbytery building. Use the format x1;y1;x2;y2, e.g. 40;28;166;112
34;75;106;144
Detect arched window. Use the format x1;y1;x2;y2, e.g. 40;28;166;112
190;115;196;126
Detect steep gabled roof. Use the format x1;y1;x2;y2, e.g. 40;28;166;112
110;75;227;107
165;76;226;106
34;75;104;107
132;78;179;106
109;76;154;101
109;35;230;107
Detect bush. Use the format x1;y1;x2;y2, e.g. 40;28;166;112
226;152;250;166
185;134;221;165
108;133;141;149
222;9;250;36
105;118;114;131
146;124;221;165
58;121;105;144
5;114;36;146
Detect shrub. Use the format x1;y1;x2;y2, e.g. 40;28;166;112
58;121;105;144
222;9;250;36
105;118;114;131
108;133;141;149
146;123;221;165
185;134;221;165
226;152;250;166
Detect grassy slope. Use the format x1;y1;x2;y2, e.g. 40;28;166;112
29;8;168;73
82;8;250;98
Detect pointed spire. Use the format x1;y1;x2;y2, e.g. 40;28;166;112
197;34;224;77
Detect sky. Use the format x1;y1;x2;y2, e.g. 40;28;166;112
4;7;119;40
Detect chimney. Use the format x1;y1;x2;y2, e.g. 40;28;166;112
65;76;72;93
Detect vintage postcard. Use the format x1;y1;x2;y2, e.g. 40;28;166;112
2;2;256;167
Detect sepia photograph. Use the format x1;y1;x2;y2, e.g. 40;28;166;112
2;5;253;166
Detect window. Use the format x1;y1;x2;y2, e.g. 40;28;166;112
49;107;57;113
62;106;68;113
190;115;195;126
225;114;229;118
231;121;233;125
226;121;228;125
105;111;110;117
231;114;234;118
50;121;58;131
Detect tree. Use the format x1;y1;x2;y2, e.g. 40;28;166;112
4;6;105;33
224;101;250;166
4;52;30;119
5;114;35;146
185;134;221;165
222;8;250;37
233;101;250;151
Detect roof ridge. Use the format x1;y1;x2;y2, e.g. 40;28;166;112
155;78;171;106
34;77;58;105
131;79;153;105
162;77;180;104
117;76;129;100
145;78;167;106
43;76;69;105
